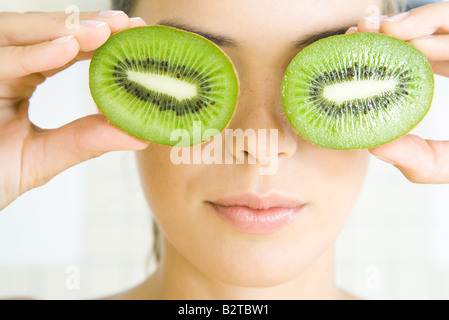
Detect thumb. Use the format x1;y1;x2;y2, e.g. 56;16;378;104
369;134;449;184
23;113;149;191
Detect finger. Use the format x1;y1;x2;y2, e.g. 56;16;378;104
0;81;36;101
129;17;147;28
0;36;79;81
0;74;46;100
75;15;147;51
357;15;388;33
10;73;46;86
0;12;112;52
39;17;148;78
409;34;449;62
67;15;147;57
32;10;133;35
23;113;150;191
429;61;449;77
369;134;449;184
345;26;359;34
380;2;449;41
23;10;99;21
96;10;133;34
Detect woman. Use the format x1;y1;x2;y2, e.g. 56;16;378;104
0;0;448;299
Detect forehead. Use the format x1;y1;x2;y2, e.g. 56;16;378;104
134;0;383;46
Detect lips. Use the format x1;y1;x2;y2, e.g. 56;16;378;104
207;193;306;234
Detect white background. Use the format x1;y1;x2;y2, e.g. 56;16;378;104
0;0;448;300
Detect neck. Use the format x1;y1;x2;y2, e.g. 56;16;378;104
143;239;342;300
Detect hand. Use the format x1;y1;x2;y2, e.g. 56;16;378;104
0;11;150;210
347;2;449;184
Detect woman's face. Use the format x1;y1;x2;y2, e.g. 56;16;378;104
136;0;377;289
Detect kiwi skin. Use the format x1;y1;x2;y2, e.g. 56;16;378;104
282;32;435;151
89;26;240;147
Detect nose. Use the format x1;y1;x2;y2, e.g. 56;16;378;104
225;62;298;167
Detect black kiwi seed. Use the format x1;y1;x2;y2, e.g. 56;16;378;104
110;56;221;116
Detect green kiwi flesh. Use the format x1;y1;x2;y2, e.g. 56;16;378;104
282;32;435;150
89;26;239;147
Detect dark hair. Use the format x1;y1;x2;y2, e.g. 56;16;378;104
111;0;138;14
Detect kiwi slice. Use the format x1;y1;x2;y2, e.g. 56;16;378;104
282;32;434;150
89;26;239;147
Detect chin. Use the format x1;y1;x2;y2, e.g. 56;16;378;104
198;236;326;289
214;263;303;289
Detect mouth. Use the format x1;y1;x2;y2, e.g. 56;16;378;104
206;192;307;235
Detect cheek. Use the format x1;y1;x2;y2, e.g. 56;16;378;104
304;147;370;229
136;143;211;249
136;144;196;224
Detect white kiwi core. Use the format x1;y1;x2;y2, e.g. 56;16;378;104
323;79;398;104
126;70;197;101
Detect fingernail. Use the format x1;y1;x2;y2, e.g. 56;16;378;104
385;12;410;22
375;156;396;165
348;26;358;32
130;17;143;22
51;35;74;44
98;10;124;18
81;20;108;28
